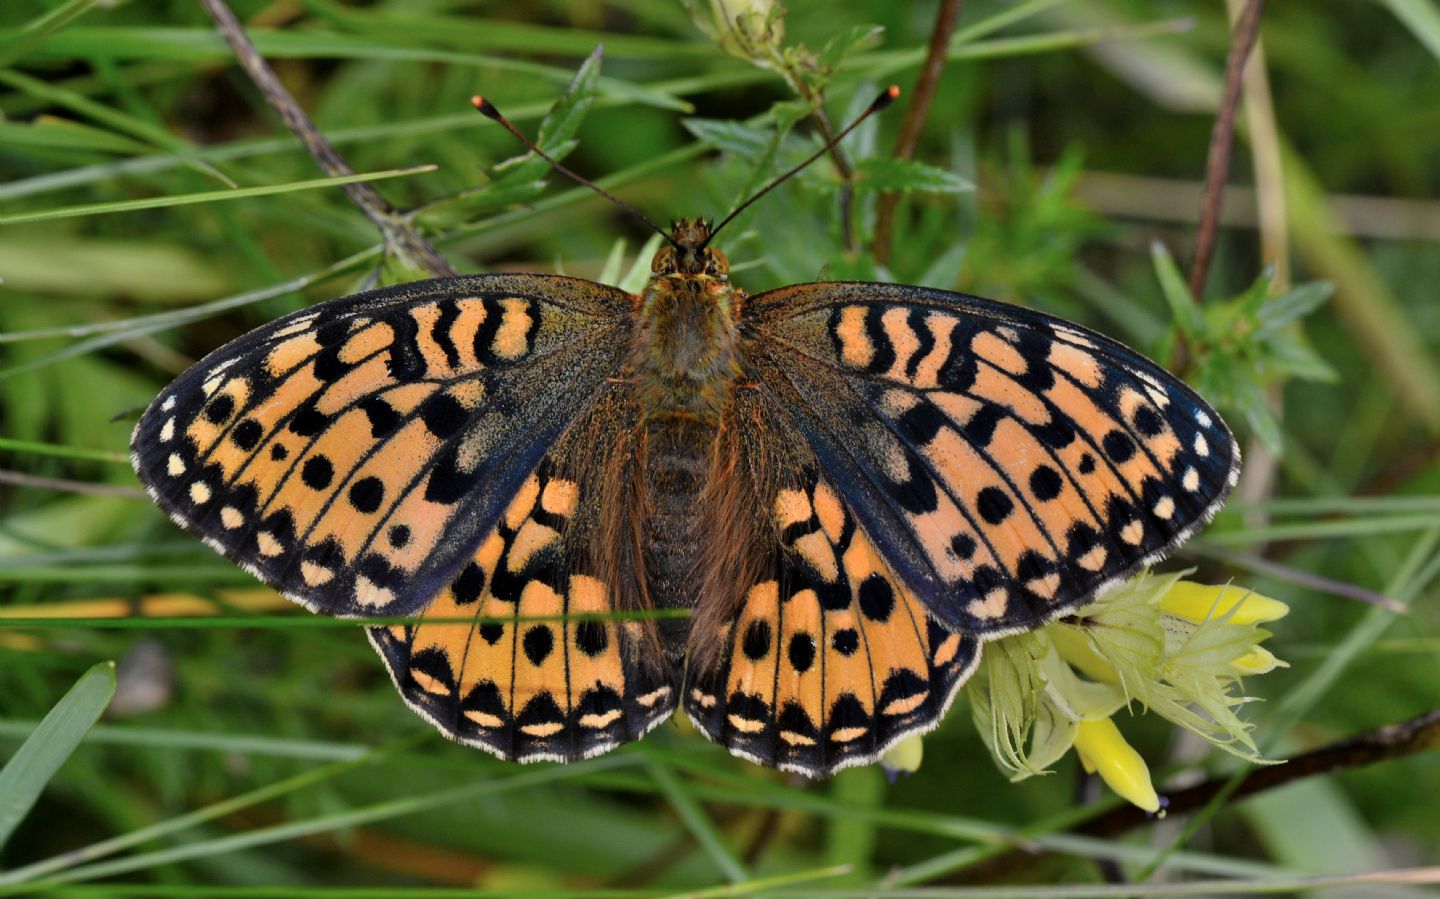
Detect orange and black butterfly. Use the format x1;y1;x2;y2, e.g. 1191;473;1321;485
131;89;1238;777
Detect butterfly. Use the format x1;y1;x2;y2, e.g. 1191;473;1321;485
131;89;1238;777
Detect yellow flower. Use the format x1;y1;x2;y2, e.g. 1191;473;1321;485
968;574;1287;810
1072;717;1161;813
880;732;925;779
1159;581;1289;626
1232;644;1285;676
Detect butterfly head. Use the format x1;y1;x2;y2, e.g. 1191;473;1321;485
651;218;730;280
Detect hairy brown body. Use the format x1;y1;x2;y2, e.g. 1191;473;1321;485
602;219;766;666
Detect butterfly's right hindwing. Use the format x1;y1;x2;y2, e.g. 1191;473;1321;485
131;274;631;618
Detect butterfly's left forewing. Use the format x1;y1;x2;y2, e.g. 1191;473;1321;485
744;282;1239;637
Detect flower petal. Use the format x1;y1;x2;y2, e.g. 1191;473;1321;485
1073;717;1160;813
1160;582;1289;626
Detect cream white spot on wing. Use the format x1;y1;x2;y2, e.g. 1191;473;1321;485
464;710;503;728
159;418;175;443
189;482;211;504
161;395;177;412
167;453;185;476
1194;433;1210;457
355;576;394;609
220;506;244;529
1183;467;1201;492
1121;520;1145;545
301;561;334;586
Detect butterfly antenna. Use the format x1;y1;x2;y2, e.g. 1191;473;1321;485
702;85;901;249
471;95;680;249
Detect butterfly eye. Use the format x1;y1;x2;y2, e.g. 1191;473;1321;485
706;249;730;278
651;246;675;273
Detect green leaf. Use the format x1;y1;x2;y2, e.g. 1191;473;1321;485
1150;240;1202;337
1232;377;1285;454
618;233;666;294
0;661;116;849
817;23;884;71
536;44;603;152
681;117;773;161
1263;332;1339;383
1257;281;1335;331
853;157;974;194
416;47;603;229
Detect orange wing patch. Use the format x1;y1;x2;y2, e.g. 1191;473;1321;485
684;472;980;777
369;461;676;763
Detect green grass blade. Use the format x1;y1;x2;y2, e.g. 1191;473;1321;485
0;0;104;68
20;754;639;888
1378;0;1440;62
0;165;436;226
0;438;129;465
644;755;749;884
0;661;116;850
0;246;377;379
0;734;425;889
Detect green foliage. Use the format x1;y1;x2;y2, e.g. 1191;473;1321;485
0;662;114;851
416;46;604;231
1152;242;1336;452
2;0;1440;894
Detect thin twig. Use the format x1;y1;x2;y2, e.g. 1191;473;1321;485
0;470;147;500
873;0;964;264
1186;0;1266;301
949;708;1440;883
1092;707;1440;837
196;0;457;278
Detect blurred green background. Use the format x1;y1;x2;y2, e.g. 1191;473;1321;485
2;0;1438;895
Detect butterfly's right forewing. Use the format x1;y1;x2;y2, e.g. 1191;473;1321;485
131;274;632;619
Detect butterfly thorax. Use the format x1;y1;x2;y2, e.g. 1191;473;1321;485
628;218;743;423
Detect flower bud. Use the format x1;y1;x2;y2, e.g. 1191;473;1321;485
1072;717;1160;813
1231;644;1285;676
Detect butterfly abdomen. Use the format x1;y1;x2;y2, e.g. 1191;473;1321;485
640;418;711;660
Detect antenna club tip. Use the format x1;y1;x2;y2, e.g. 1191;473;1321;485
873;85;901;110
470;95;501;119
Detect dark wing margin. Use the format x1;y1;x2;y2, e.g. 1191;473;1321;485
131;274;631;619
743;281;1239;637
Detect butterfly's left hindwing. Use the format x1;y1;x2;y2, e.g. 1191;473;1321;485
369;447;677;763
131;274;631;619
745;282;1239;637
